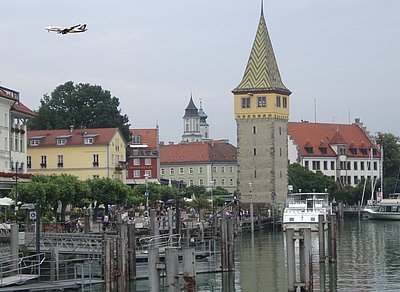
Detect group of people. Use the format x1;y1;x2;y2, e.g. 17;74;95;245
63;219;83;233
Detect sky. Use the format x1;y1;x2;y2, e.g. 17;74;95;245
1;1;400;145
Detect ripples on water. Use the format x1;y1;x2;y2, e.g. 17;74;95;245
119;219;400;291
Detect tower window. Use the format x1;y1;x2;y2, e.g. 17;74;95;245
241;97;251;108
253;148;257;156
283;97;287;108
276;96;281;107
253;126;257;135
257;96;266;107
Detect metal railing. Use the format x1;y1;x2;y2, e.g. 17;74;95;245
138;234;181;252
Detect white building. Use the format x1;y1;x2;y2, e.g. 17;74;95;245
288;120;381;187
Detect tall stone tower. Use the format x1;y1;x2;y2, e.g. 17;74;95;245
232;5;291;211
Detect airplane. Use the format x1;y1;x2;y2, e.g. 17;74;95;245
45;24;88;35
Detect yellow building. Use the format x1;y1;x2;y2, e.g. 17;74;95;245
27;127;126;181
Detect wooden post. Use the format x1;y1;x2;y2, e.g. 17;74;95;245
357;201;361;218
227;218;235;271
220;217;228;271
300;228;313;292
165;247;179;292
150;209;156;236
50;247;59;282
10;224;18;272
103;236;111;292
286;228;296;292
84;214;90;234
183;247;196;292
128;223;136;281
318;214;325;262
117;223;128;291
338;203;344;222
148;247;160;292
168;208;173;237
328;214;337;262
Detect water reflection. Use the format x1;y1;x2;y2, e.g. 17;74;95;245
98;219;400;291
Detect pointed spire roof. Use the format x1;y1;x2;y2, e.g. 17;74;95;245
183;94;199;118
233;6;290;94
198;99;208;120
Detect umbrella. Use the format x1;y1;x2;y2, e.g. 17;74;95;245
0;197;13;206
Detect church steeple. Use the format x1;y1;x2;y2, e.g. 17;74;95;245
233;5;290;95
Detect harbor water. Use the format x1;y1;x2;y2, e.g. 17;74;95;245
99;218;400;291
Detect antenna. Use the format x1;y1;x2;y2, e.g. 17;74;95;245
314;98;317;123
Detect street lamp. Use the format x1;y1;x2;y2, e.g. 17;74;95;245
209;180;214;216
249;182;254;233
144;173;149;210
11;160;24;217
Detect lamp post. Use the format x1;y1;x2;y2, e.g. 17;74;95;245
209;180;214;216
144;173;149;210
249;182;254;233
11;160;24;217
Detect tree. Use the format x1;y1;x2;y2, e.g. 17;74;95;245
375;132;400;181
288;163;336;193
28;81;131;141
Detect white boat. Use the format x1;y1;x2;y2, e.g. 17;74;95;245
363;193;400;220
282;192;332;232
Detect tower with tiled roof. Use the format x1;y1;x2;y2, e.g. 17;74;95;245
232;3;291;210
182;94;210;142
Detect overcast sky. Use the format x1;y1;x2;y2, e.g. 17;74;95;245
1;1;399;145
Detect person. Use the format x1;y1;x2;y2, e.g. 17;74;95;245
102;214;109;231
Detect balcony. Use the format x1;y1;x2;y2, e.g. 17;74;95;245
128;149;159;158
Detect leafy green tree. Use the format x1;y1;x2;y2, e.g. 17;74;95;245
185;185;207;197
190;195;210;212
288;163;336;193
28;81;130;140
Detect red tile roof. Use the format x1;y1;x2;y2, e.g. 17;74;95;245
160;140;237;164
12;101;36;117
130;129;158;149
27;128;122;147
288;121;379;158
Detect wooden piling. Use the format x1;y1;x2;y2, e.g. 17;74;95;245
128;223;136;281
183;247;196;292
148;247;160;292
168;208;173;236
220;218;228;271
10;224;18;272
227;218;235;271
165;247;179;292
318;214;325;262
103;236;112;292
285;228;296;292
300;228;313;292
117;223;128;291
338;203;344;222
328;214;337;262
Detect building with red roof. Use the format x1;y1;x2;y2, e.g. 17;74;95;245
159;140;237;193
27;127;126;181
288;120;381;187
126;127;160;186
0;86;36;190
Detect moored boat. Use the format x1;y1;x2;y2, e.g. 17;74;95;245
363;193;400;220
282;192;332;231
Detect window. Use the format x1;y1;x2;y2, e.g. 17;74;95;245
354;162;358;170
179;167;184;174
347;162;351;170
304;160;309;169
57;138;67;145
280;148;282;157
84;137;94;144
253;126;257;135
189;179;194;186
354;176;358;184
312;161;320;170
189;167;194;174
170;168;175;175
27;156;32;169
276;96;281;107
283;96;287;108
131;134;141;144
145;170;151;177
213;166;217;173
161;168;165;175
374;162;378;171
229;178;234;186
241;97;251;108
360;162;365;170
221;178;225;186
30;139;39;146
305;147;313;154
253;148;257;156
199;179;204;186
324;161;328;170
134;170;140;178
41;156;47;168
320;147;327;154
133;159;140;166
221;166;225;173
57;155;64;168
199;167;203;174
93;154;99;167
257;96;266;107
331;161;335;170
230;166;234;173
145;158;151;166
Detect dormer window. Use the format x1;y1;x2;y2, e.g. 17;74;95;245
319;147;327;154
30;139;40;146
57;138;67;145
304;141;313;154
131;134;141;144
84;137;94;144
